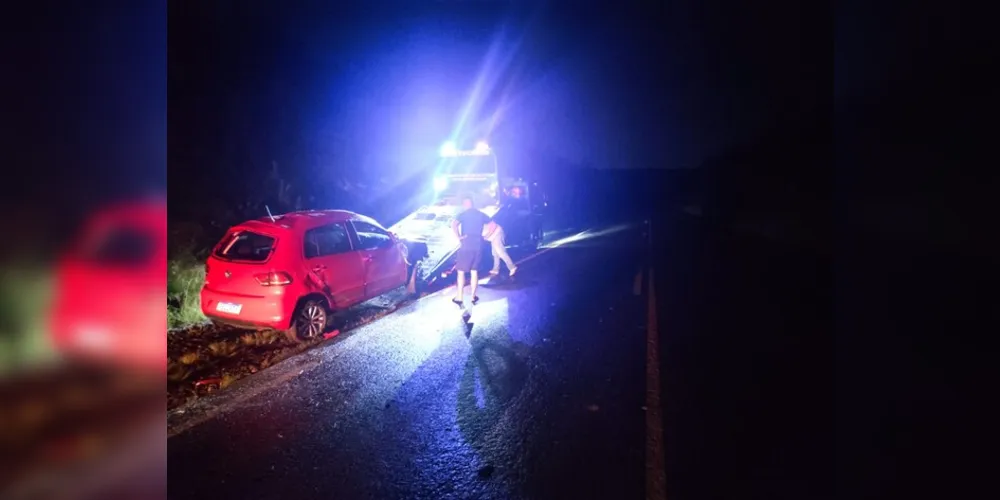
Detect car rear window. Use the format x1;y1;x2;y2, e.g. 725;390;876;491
214;230;276;262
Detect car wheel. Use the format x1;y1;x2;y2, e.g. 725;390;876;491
286;299;328;343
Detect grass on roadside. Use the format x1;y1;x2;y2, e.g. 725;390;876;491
168;256;206;329
0;266;55;374
168;222;220;330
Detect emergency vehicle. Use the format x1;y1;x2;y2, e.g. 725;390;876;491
497;177;546;248
389;141;543;286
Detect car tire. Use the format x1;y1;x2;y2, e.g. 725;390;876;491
285;299;329;343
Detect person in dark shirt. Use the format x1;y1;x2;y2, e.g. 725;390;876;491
508;186;530;214
497;185;530;245
451;196;491;306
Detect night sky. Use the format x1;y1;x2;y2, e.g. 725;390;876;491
169;1;823;192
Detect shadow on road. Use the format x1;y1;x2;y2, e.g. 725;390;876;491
456;325;530;474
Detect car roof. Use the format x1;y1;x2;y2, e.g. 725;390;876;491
238;209;382;233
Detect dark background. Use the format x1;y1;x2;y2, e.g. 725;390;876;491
0;0;990;497
166;1;824;250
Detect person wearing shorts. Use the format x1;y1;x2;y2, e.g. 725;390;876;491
451;196;491;305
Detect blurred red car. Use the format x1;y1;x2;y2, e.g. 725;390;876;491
49;198;167;372
201;210;408;341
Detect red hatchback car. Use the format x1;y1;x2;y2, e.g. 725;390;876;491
49;198;167;372
201;210;409;341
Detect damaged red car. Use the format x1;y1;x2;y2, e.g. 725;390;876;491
200;210;408;341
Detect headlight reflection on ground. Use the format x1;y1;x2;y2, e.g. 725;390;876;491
540;223;632;249
388;298;452;358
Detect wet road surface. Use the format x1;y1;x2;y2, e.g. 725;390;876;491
169;213;827;500
168;223;652;500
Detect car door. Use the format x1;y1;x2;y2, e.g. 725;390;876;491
302;223;366;308
349;220;407;297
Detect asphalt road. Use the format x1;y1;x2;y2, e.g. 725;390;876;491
653;213;827;500
168;222;652;500
168;212;827;500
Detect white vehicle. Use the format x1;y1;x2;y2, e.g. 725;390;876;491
432;140;500;207
390;141;502;285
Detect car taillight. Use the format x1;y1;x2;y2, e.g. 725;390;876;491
254;271;292;286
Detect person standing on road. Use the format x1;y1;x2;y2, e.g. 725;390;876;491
483;220;517;277
451;196;491;306
508;186;529;214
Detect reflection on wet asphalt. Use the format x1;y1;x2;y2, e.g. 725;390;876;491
168;224;647;499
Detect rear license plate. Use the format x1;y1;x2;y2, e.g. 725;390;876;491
216;302;242;315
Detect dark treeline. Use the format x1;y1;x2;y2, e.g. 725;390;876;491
167;117;827;256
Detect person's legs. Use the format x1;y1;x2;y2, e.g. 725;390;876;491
469;270;479;300
490;237;503;274
454;242;476;303
494;230;516;274
463;239;483;303
455;270;466;302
